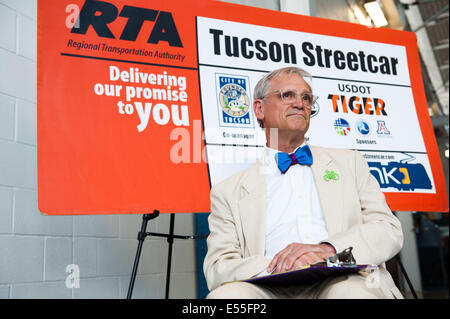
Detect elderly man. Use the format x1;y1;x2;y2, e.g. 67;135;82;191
204;67;403;299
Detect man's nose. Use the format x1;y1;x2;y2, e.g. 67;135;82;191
290;97;305;108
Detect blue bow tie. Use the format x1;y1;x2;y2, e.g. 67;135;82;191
276;145;313;174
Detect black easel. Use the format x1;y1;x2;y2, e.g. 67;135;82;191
127;211;207;299
391;211;419;299
396;254;418;299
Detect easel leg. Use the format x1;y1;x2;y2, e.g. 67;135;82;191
127;212;204;299
127;210;159;299
392;211;419;299
165;213;175;299
396;254;418;299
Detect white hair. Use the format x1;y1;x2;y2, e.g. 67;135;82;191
253;67;313;128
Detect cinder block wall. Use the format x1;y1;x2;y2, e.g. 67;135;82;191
0;0;197;299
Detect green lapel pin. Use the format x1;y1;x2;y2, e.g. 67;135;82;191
323;169;340;182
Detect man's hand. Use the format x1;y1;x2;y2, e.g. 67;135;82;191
267;243;336;274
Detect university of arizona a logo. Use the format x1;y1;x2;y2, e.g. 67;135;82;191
216;74;253;128
377;120;391;136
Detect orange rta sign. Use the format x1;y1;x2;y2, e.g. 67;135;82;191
38;0;447;214
70;0;183;46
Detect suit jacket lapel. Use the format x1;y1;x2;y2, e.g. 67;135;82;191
310;146;343;237
238;159;266;257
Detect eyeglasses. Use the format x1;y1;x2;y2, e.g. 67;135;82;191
262;89;318;108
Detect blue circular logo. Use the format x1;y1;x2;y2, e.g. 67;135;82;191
356;120;370;136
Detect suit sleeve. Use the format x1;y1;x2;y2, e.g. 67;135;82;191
326;151;404;265
203;185;270;291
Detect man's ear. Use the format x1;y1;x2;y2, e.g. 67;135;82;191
253;99;264;122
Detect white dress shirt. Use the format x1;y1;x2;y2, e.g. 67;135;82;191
257;143;336;276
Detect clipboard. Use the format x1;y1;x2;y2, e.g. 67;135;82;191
241;264;376;287
231;247;378;287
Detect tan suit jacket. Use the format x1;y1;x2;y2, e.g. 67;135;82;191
203;145;404;298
